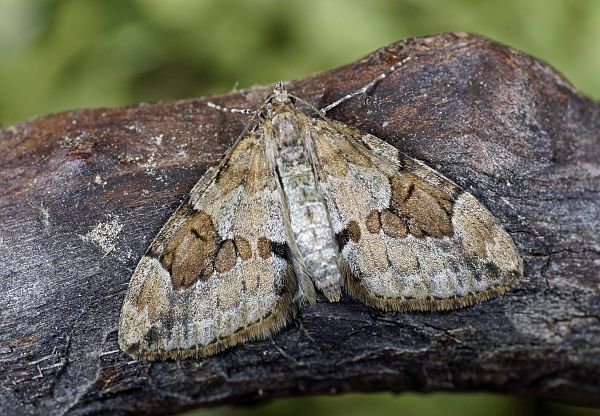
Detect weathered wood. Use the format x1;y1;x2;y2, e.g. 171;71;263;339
0;32;598;415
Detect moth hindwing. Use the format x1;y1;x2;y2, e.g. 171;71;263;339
119;82;522;360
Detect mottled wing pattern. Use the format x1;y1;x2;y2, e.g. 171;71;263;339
309;117;522;311
119;132;311;359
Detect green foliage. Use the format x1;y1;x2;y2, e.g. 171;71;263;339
1;0;599;125
181;392;600;416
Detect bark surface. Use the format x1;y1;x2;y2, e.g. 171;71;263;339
0;33;599;415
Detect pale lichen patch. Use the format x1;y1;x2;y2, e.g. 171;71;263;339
83;218;123;256
94;175;107;186
150;134;164;146
40;204;50;231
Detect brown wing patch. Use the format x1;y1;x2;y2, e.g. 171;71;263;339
256;236;291;261
216;135;271;196
380;209;407;238
389;172;454;238
348;220;361;242
135;276;168;320
245;139;272;195
325;123;374;169
215;138;254;195
234;235;252;260
214;240;237;273
312;122;373;178
365;209;381;233
313;132;351;176
161;210;218;290
257;236;272;259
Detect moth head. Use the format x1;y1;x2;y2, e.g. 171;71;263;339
272;81;289;104
261;81;295;119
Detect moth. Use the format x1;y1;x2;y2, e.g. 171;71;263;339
119;76;522;360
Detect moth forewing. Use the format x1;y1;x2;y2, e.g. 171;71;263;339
119;131;307;360
308;117;521;311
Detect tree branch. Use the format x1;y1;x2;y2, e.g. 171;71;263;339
0;32;598;415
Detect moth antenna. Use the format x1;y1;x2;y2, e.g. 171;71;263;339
206;101;257;115
320;56;413;114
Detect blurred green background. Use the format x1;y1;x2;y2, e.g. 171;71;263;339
1;0;600;126
2;1;599;415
